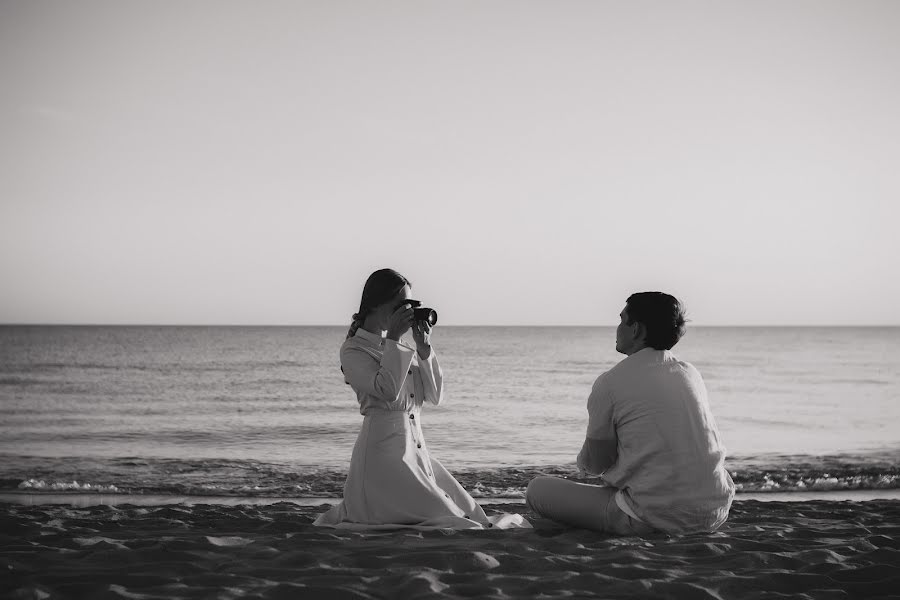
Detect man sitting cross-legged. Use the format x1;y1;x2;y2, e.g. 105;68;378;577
526;292;735;535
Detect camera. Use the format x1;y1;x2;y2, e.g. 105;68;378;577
404;299;438;327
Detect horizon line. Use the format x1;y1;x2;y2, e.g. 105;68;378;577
1;323;898;328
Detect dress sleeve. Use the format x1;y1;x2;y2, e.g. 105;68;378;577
341;339;416;403
417;349;443;406
576;373;618;475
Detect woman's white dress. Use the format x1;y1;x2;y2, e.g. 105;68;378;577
313;328;529;530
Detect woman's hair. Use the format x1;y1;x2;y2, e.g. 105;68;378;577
346;268;411;339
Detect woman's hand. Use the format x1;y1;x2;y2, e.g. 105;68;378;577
412;319;432;359
386;303;414;341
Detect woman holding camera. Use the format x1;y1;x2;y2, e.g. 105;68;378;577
314;268;528;529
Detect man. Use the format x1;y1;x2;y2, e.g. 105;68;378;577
526;292;735;535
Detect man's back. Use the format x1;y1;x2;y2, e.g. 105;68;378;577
598;348;735;533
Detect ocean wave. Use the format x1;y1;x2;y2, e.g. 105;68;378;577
5;459;898;498
18;479;122;493
7;359;311;374
456;465;900;497
0;377;47;386
730;469;900;493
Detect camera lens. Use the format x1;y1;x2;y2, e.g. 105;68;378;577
413;307;438;326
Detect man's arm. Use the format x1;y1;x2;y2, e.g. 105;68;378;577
577;437;617;476
576;374;617;476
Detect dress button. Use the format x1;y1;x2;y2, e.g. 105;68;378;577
417;444;422;448
408;370;412;375
409;414;415;420
410;393;415;398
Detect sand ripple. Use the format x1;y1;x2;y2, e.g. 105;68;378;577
2;500;899;599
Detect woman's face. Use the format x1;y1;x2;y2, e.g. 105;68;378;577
376;284;411;329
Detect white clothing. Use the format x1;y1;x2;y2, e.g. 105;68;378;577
525;476;657;536
340;328;443;415
577;348;735;534
313;329;530;530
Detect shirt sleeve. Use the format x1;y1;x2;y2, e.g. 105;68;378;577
341;339;416;403
417;349;443;406
576;373;617;475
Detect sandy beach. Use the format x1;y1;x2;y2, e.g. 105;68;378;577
3;498;899;599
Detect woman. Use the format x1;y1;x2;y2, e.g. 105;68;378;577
314;268;529;530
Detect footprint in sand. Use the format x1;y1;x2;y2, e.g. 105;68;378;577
471;551;500;570
205;536;253;547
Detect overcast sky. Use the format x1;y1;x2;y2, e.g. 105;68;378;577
2;1;898;326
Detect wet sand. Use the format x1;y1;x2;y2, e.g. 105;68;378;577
3;488;900;508
3;499;899;599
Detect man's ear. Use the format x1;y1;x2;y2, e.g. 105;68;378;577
632;321;646;343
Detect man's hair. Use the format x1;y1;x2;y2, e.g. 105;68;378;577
624;292;688;350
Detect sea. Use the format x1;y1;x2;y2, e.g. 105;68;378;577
1;326;898;501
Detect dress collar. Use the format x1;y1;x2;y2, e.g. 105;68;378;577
354;327;385;346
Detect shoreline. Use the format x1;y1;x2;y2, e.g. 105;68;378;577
2;488;899;508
